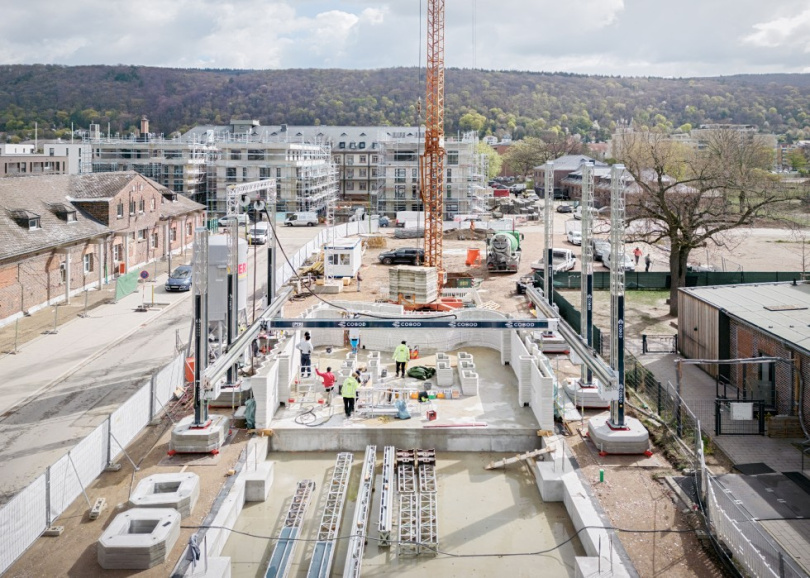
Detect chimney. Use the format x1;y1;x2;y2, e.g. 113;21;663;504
140;116;150;138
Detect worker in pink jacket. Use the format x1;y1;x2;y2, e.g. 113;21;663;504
315;366;336;404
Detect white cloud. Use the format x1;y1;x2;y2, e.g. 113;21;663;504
743;8;810;50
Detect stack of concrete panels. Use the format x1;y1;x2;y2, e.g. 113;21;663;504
367;351;382;378
457;352;478;395
436;354;453;387
388;266;438;303
97;509;181;570
129;473;200;518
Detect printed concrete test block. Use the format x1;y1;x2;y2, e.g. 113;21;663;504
170;414;230;453
129;473;200;518
244;461;275;502
97;508;181;570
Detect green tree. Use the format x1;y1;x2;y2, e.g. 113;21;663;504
502;137;547;177
619;129;786;315
788;149;807;171
459;111;487;133
477;142;502;179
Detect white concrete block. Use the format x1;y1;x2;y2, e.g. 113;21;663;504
244;462;275;502
98;508;181;570
129;473;200;518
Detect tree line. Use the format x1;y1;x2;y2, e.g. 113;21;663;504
1;65;810;143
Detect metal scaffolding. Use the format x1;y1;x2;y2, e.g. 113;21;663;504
265;479;316;578
580;161;595;385
378;446;396;547
307;453;353;578
418;492;439;555
342;446;376;578
397;493;420;557
609;164;628;428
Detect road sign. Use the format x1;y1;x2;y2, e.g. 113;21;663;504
140;270;149;280
266;318;553;330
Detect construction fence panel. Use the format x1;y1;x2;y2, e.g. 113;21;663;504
49;421;108;522
110;381;151;461
152;353;185;418
0;474;47;575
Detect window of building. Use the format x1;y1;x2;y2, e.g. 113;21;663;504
226;167;237;182
359;169;367;178
117;202;124;218
359;181;367;191
138;229;147;241
150;198;156;211
28;217;41;230
170;227;177;242
346;182;355;191
60;262;66;284
371;155;378;164
412;168;418;182
260;167;271;178
187;222;193;236
395;168;406;183
276;168;282;178
138;199;145;213
346;157;354;165
230;150;241;160
248;150;264;161
447;168;453;183
83;253;93;274
349;142;357;149
448;151;459;165
446;185;453;198
346;169;354;179
242;167;247;179
359;155;367;163
395;185;406;199
113;244;122;261
129;200;136;215
66;210;77;222
151;232;159;249
359;142;366;149
339;142;346;149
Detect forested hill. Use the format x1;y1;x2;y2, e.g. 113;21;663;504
1;64;809;142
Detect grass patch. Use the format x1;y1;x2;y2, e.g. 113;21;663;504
626;290;671;309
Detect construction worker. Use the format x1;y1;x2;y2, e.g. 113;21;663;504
296;332;313;378
393;340;410;378
342;370;361;418
315;366;336;405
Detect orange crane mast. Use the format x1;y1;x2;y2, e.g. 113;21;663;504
420;0;446;286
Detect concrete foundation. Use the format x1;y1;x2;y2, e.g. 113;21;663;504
97;508;181;570
244;462;275;502
587;413;650;455
129;473;200;518
171;414;230;454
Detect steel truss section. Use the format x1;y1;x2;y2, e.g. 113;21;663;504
378;446;396;547
307;453;353;578
580;161;595;386
397;493;420;557
343;446;377;578
418;491;439;555
265;480;316;578
609;164;627;428
418;464;437;494
397;464;416;494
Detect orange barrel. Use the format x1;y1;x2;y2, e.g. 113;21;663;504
465;247;481;266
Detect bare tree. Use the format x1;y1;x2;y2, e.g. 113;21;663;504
502;137;547;178
619;129;787;316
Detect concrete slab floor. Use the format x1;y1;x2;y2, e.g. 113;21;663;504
222;452;585;577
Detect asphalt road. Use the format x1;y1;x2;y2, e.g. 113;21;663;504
0;225;321;503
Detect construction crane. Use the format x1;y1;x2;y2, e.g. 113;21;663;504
420;0;446;287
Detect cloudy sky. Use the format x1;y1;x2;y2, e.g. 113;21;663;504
1;0;809;77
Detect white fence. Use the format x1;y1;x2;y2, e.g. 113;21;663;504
0;222;372;576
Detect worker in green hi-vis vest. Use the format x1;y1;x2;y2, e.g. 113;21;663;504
393;341;410;378
341;371;360;418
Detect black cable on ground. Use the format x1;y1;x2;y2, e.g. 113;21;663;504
292;404;334;427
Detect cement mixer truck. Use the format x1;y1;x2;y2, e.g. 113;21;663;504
486;230;523;273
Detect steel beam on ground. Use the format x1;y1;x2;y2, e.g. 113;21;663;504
307;453;353;578
418;464;437;494
343;446;376;578
418;492;438;555
397;493;419;557
378;446;396;547
265;479;316;578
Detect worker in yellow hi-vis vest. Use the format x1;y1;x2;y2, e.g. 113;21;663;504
393;340;410;378
341;371;360;418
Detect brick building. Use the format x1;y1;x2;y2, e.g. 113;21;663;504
678;282;810;433
0;172;204;326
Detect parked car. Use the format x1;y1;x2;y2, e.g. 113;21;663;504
378;247;425;265
165;265;193;292
566;230;582;245
247;222;270;245
604;252;635;271
556;203;574;213
218;213;249;226
284;211;318;227
590;239;610;262
378;216;391;227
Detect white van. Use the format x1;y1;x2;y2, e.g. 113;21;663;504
531;248;577;273
247;221;270;245
284;212;318;227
